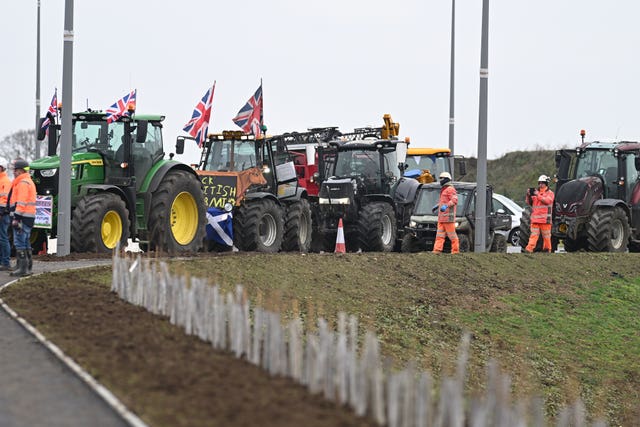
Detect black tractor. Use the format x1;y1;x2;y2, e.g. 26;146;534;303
523;136;640;252
314;132;408;252
399;181;511;253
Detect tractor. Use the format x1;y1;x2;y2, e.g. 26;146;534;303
33;108;206;253
522;132;640;252
177;130;312;253
398;181;510;253
313;115;409;252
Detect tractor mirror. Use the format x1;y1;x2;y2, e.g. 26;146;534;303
135;120;148;143
396;142;407;166
37;118;47;141
175;137;185;155
635;156;640;171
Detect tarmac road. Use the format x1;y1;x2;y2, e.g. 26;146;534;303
0;259;131;427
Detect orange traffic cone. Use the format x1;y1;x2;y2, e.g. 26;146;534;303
335;218;346;253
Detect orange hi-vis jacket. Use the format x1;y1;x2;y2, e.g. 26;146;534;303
9;172;37;226
0;170;10;209
437;183;458;223
527;187;554;224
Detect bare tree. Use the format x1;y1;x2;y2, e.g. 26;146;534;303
0;129;37;166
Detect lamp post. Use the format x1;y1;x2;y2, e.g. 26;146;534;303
35;0;41;159
474;0;489;253
57;0;74;256
448;0;455;175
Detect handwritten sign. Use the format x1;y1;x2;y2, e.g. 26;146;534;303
34;195;53;229
200;175;238;208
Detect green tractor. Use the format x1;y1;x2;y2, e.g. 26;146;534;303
33;109;206;253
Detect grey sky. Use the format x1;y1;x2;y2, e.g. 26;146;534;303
2;1;640;164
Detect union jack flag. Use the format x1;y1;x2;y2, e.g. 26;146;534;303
40;89;58;135
183;84;215;147
106;90;136;124
232;84;263;137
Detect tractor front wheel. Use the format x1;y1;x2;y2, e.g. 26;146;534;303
234;199;284;253
282;199;312;252
148;170;206;254
586;207;630;252
357;202;397;252
71;193;130;253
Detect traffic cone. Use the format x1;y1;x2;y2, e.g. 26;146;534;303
335;218;346;253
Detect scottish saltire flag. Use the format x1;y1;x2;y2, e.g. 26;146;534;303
106;90;136;124
40;89;58;135
232;84;263;136
205;207;233;246
183;84;215;147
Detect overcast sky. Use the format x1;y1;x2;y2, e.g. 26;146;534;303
3;1;640;164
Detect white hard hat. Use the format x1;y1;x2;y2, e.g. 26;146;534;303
538;174;550;183
439;171;452;180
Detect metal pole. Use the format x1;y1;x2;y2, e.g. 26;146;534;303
474;0;489;253
57;0;74;256
35;0;41;159
448;0;455;176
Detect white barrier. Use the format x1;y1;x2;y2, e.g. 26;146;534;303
111;253;605;427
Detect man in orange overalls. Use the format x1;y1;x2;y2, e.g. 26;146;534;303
8;158;37;276
432;172;459;254
525;174;555;253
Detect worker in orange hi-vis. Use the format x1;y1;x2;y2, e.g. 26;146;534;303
0;163;11;270
525;174;555;253
432;172;459;254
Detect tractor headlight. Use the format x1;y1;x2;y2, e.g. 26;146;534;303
455;221;460;228
40;169;58;178
409;220;417;228
224;202;233;212
70;165;78;179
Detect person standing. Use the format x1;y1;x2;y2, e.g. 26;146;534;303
525;174;555;253
8;158;36;277
0;164;12;270
432;172;459;254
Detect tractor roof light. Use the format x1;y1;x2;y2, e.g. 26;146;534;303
613;147;620;157
120;162;128;169
127;101;136;112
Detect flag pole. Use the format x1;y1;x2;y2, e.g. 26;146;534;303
259;78;265;138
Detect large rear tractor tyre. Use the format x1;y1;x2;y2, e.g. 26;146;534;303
563;237;585;252
234;199;284;253
71;193;130;253
586;207;630;252
148;170;206;254
357;202;397;252
282;199;312;252
490;233;507;253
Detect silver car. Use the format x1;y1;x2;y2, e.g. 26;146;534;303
492;193;524;246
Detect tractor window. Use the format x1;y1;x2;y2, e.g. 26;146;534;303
575;149;616;179
72;121;110;152
404;155;451;179
626;153;639;201
383;150;402;179
335;150;379;179
142;123;163;157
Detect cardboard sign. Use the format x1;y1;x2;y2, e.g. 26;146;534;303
34;195;53;229
200;174;238;208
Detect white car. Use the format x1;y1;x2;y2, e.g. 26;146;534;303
492;193;524;246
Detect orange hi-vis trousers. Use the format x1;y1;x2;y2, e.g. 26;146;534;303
526;223;552;253
433;222;459;254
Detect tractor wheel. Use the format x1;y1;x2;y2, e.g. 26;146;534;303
148;170;206;254
401;233;423;253
357;202;397;252
458;234;471;253
490;233;507;253
586;207;630;252
71;193;129;253
518;207;543;252
563;237;585;252
234;198;284;253
282;199;312;252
